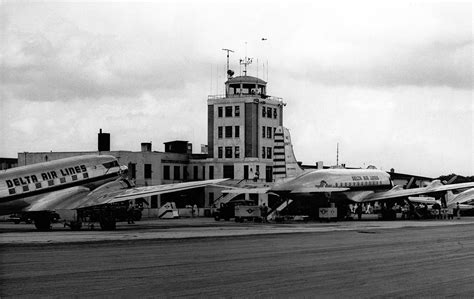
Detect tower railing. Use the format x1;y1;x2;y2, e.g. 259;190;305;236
208;93;283;101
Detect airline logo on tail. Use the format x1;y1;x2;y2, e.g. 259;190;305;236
273;126;303;181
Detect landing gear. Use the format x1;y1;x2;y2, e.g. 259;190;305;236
68;221;83;231
33;212;52;231
99;208;116;230
99;216;116;230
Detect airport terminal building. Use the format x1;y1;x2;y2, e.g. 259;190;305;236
18;74;287;217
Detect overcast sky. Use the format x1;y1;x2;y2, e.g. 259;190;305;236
1;0;472;177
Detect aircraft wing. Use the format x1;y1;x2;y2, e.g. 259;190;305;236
221;187;271;194
23;186;92;211
451;188;474;205
75;179;229;208
360;181;474;203
290;187;350;193
22;179;228;211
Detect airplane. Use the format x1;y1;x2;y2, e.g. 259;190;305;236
0;154;227;230
408;188;474;211
222;126;474;219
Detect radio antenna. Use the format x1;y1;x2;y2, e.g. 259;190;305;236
222;48;234;79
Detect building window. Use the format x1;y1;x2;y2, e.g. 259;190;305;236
235;146;240;158
273;108;277;119
225;126;232;138
225;106;232;117
193;166;198;180
218;106;223;117
151;195;158;208
183;166;188;180
202;166;206;180
218;147;223;158
163;165;170;180
267;147;272;159
267;127;272;139
173;166;180;180
129;163;136;179
225;146;232;158
209;166;214;179
262;106;266;117
235;126;240;138
267;107;272;118
234;106;240;117
218;126;223;138
262;147;266;159
262;126;266;138
144;164;152;179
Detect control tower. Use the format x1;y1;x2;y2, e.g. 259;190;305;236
207;59;286;182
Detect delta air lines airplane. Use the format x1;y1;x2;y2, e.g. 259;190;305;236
0;155;226;230
223;127;474;218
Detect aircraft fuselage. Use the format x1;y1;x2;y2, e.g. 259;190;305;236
0;155;123;215
271;168;392;193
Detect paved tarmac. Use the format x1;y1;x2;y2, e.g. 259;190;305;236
1;218;474;297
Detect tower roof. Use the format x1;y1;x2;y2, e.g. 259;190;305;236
225;75;267;85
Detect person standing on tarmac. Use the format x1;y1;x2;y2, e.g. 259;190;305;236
261;203;268;223
127;201;135;224
356;203;363;220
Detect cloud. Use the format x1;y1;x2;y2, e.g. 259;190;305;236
1;16;208;102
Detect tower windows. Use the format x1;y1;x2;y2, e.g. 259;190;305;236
225;126;232;138
234;106;240;117
267;147;272;159
225;146;232;158
267;127;272;139
218;147;223;158
262;106;266;117
218;107;223;117
235;146;240;158
262;126;266;138
235;126;240;138
225;106;232;117
218;126;223;138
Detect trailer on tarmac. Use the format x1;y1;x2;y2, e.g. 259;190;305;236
234;204;262;222
213;200;261;222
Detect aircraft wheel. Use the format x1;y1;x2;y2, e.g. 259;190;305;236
34;215;52;231
99;218;116;230
70;221;82;231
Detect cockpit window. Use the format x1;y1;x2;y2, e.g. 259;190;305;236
102;160;119;169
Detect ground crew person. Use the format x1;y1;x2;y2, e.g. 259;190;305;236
127;201;135;224
261;203;268;222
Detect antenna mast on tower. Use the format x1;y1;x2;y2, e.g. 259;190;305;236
222;48;234;79
336;143;339;166
239;57;253;76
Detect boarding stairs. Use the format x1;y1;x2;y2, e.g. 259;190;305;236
158;202;179;219
267;199;294;221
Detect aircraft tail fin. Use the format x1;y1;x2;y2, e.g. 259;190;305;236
273;126;304;181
